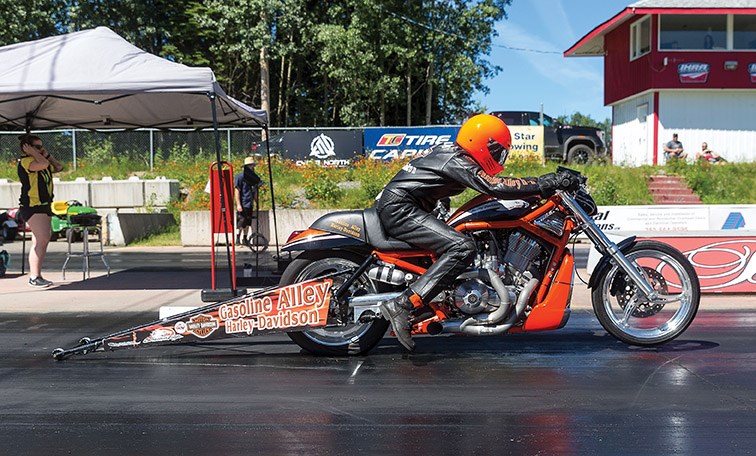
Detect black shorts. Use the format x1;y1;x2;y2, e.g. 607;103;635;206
236;207;255;228
18;205;53;222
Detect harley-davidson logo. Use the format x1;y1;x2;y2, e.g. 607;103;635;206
187;314;219;338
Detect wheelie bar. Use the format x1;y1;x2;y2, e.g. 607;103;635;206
52;276;338;360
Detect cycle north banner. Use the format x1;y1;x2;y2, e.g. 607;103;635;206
364;126;460;161
279;130;363;167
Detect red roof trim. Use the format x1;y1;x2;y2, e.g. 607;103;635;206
564;8;632;57
565;7;756;57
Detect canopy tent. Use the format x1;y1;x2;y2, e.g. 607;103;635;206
0;27;277;288
0;26;266;129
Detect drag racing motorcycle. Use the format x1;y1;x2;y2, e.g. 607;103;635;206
281;167;700;355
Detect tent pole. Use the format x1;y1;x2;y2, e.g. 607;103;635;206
21;116;31;275
263;125;281;267
208;93;235;291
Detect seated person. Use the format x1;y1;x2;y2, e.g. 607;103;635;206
664;133;687;161
696;142;726;164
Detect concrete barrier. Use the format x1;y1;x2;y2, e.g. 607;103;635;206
53;178;90;204
144;178;181;206
181;211;213;246
107;212;176;246
0;180;20;208
0;177;179;210
180;209;331;246
90;179;145;208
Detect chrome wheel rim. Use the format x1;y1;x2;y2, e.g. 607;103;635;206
601;249;693;341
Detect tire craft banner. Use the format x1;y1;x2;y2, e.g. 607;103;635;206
364;126;460;161
279;130;363;167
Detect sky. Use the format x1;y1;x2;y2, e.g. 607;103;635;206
475;0;632;122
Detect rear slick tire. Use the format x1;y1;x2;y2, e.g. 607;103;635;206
282;251;390;356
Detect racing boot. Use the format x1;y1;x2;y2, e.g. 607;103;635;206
381;290;422;352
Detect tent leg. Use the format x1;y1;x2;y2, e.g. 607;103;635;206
209;93;235;291
263;125;281;268
21;223;26;275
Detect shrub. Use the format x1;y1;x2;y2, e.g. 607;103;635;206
351;157;407;200
675;161;756;204
301;164;345;206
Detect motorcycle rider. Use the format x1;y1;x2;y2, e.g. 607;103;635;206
376;113;578;352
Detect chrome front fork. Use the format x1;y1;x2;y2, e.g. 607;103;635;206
559;191;658;301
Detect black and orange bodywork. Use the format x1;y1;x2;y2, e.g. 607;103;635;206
283;194;577;336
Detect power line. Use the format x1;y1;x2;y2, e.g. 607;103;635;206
384;9;562;55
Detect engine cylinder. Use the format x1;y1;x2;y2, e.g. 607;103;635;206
502;231;542;274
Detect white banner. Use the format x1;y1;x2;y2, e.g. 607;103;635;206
591;205;756;233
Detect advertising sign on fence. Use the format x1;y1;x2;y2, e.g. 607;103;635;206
279;130;363;167
588;233;756;293
592;206;710;232
592;205;756;233
364;125;544;163
644;237;756;293
508;126;545;163
707;206;754;231
364;126;460;161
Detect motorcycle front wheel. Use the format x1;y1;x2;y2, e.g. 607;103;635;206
281;251;390;355
592;240;700;346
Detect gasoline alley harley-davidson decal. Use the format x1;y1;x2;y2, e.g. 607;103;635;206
220;280;333;335
103;279;334;351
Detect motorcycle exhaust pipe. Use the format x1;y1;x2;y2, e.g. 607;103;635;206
427;277;539;336
461;277;539;336
348;292;403;307
470;268;513;325
427;319;467;335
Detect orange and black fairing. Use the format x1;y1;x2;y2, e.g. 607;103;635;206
282;228;367;252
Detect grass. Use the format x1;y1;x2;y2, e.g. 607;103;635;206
5;151;749;248
666;160;756;204
4;155;754;221
127;224;181;247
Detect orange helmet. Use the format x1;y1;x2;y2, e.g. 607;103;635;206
456;114;512;175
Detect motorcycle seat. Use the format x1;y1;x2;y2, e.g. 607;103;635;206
363;208;416;251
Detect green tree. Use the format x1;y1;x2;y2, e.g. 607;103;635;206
0;0;512;128
0;0;67;45
556;111;612;147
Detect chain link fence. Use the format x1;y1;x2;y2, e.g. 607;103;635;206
0;128;314;170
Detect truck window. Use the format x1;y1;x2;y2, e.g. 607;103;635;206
497;114;520;125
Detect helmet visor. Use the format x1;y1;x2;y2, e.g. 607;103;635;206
488;138;509;166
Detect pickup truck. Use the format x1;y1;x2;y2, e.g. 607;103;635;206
491;111;607;164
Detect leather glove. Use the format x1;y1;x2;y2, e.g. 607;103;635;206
538;172;581;197
537;173;560;198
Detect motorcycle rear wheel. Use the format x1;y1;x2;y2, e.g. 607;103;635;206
282;251;390;355
592;240;700;346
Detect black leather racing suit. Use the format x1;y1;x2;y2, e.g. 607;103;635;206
375;143;542;303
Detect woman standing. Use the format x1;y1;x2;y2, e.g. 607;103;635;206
17;134;64;288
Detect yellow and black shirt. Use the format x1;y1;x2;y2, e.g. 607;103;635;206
17;156;54;207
